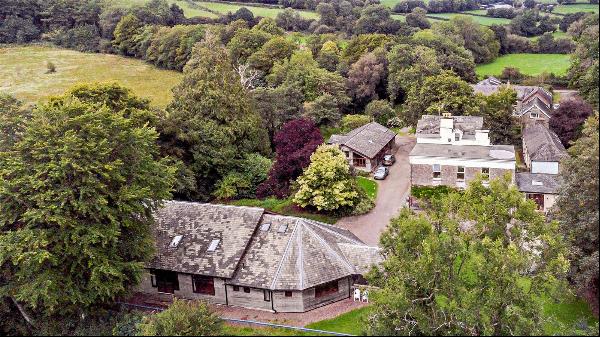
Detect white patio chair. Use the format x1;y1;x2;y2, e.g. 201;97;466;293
362;290;369;303
353;288;361;302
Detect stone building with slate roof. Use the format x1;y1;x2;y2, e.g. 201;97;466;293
327;122;396;172
471;80;554;127
410;115;515;189
517;124;568;212
138;201;382;312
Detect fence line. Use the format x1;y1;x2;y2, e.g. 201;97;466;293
117;302;355;336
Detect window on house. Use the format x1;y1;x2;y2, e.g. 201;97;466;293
344;151;350;158
264;290;271;302
481;168;490;181
526;193;544;211
154;270;179;294
243;287;251;293
530;111;539;118
457;166;465;181
285;291;293;297
432;164;441;180
353;156;366;167
455;133;460;141
150;271;157;287
233;285;240;292
315;280;339;298
192;275;215;296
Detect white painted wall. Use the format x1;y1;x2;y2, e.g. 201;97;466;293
409;155;516;170
531;161;559;174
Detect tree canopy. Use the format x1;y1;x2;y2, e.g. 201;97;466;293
0;85;175;316
368;174;569;335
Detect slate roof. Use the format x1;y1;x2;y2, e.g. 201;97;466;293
471;84;548;102
522;87;552;106
229;214;382;291
516;172;560;194
410;143;516;161
476;76;502;86
149;201;263;278
522;124;568;162
416;115;484;140
328;122;396;159
516;97;552;117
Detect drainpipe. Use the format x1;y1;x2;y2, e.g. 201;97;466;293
271;290;277;313
224;281;229;306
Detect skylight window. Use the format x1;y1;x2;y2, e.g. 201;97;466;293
277;224;288;233
260;223;271;231
207;239;220;252
532;180;543;186
169;235;183;248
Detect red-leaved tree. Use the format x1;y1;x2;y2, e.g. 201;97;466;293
550;97;594;147
256;119;323;198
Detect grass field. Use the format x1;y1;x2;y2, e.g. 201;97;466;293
553;3;599;14
476;53;571;77
196;1;318;19
171;0;220;18
0;44;182;107
427;13;512;26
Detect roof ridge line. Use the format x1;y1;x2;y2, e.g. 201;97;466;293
297;224;305;290
269;218;301;290
303;219;363;245
303;223;356;275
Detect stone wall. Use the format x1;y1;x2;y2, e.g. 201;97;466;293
303;277;350;311
412;164;514;188
411;164;432;186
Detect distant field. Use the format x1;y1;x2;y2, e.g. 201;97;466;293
172;0;220;18
392;14;406;22
427;13;511;26
527;30;569;40
476;53;571;77
553;3;599;14
196;1;318;19
0;45;183;107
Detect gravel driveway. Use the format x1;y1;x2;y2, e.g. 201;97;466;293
336;135;416;246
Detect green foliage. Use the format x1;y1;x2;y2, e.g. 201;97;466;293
410;185;460;201
368;175;569;335
0;94;30;152
247;36;297;73
113;14;144;56
365;99;396;125
138;299;223;336
161;35;269;201
0;84;175;315
316;40;340;72
554;113;599;315
341;114;371;131
477;86;521;145
253;17;284;36
387;44;442;104
213;154;272;200
227;28;272;64
568;14;599;108
293;145;362;212
433;15;500;64
403;71;480;126
112;311;145;336
303;93;342;126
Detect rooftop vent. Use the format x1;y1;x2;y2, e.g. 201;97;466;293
260;223;271;231
207;239;220;252
277;224;288;233
169;235;183;248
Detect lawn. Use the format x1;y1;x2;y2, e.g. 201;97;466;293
427;13;511;26
0;44;182;107
306;306;372;335
224;324;325;336
553;3;599;14
227;197;340;224
357;177;378;200
196;1;318;19
475;53;571;77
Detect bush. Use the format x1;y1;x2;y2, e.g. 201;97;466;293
46;61;56;74
213;154;272;200
365;99;396;125
138;299;222;336
112;312;145;336
500;67;525;82
341;114;371;131
411;185;459;201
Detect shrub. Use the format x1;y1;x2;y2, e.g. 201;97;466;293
365;99;396;125
46;61;56;74
341;114;371;131
138;299;222;336
213;154;272;200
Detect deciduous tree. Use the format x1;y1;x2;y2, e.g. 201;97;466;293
550;97;594;147
0;85;175;316
554;113;599;315
368;175;569;335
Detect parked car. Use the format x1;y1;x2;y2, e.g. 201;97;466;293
383;154;396;166
373;166;389;180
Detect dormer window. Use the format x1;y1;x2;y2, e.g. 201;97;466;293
530;111;539;119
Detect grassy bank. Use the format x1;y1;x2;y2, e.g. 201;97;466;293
475;53;571;77
0;44;182;107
